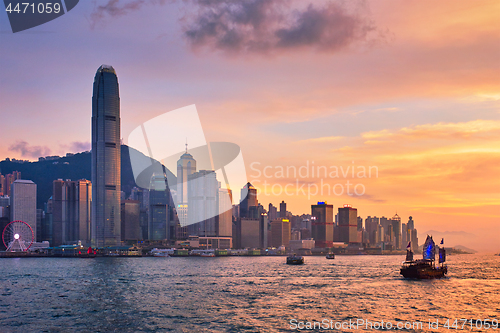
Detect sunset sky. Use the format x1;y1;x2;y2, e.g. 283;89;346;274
0;0;498;251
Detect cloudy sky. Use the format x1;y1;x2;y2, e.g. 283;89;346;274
1;0;499;251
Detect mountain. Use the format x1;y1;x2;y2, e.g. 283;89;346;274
453;245;478;254
420;230;476;238
0;145;175;209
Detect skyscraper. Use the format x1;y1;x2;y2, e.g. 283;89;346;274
121;200;141;241
10;180;37;241
240;182;257;218
91;65;121;247
187;170;218;237
311;202;334;248
177;148;196;227
338;204;358;244
148;172;168;241
271;218;291;248
52;179;92;246
279;200;287;218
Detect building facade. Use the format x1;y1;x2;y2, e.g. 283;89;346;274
338;205;358;244
91;65;121;247
311;202;334;248
10;180;37;241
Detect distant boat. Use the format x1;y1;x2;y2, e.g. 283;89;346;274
326;253;335;259
150;248;172;257
400;236;447;279
200;252;215;257
286;254;304;265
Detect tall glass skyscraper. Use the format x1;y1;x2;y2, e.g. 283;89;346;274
91;65;121;247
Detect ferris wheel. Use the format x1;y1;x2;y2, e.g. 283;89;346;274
2;220;34;252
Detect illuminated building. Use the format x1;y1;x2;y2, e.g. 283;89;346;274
176;147;196;227
11;180;37;241
52;179;92;246
311;202;334;248
91;65;121;247
338;204;358;244
271;218;291;248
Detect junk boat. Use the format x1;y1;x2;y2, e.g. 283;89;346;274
286;254;304;265
400;235;447;279
326;253;335;259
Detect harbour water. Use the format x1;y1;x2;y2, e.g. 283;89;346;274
1;255;499;332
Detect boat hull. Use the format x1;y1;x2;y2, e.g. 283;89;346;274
400;265;447;279
286;257;304;265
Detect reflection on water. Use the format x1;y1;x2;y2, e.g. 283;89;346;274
0;255;499;332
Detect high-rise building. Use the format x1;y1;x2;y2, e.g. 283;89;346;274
268;203;278;221
177;148;196;227
270;218;291;248
240;182;257;218
401;223;408;249
0;171;21;196
239;218;260;248
410;228;418;252
311;202;334;248
357;216;363;231
279;200;287;218
121;200;141;241
91;65;121;247
338;204;358;244
407;216;415;230
11;180;37;241
188;170;218;237
390;213;402;250
148;172;169;241
51;179;92;246
218;187;232;238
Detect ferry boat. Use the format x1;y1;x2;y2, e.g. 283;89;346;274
326;253;335;259
286;254;304;265
150;248;172;257
200;252;216;257
400;236;447;279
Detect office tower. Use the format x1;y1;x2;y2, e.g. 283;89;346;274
260;213;268;249
311;202;334;248
52;179;92;246
380;216;389;238
402;223;407;249
91;65;121;247
271;218;291;248
376;224;384;244
357;216;363;231
365;216;379;244
10;180;37;241
279;200;287;218
218;187;232;238
121;200;141;241
268;203;278;221
410;229;418;252
149;173;168;241
239;218;260;248
0;196;9;217
35;208;44;242
188;170;218;237
0;171;21;196
338;204;358;244
387;224;395;247
177;148;196;227
240;182;257;218
407;216;414;230
390;213;402;250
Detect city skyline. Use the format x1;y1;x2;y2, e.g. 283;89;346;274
0;1;498;252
